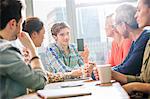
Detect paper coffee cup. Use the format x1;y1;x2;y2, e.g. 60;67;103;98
97;64;111;84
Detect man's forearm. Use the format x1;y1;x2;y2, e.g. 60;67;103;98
134;83;150;93
112;70;127;84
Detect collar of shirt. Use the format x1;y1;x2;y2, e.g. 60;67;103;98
0;39;12;51
144;26;150;30
55;43;73;56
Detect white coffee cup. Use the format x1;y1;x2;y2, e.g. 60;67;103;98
97;64;111;84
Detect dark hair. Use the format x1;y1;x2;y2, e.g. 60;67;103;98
51;22;70;36
0;0;22;30
144;0;150;8
22;17;44;36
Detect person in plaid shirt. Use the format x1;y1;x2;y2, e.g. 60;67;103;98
22;19;93;82
44;22;95;79
44;22;83;76
46;43;84;73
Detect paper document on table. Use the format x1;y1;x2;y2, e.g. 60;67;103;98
37;87;91;99
60;81;84;88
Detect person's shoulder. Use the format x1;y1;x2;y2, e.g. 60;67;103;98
123;38;132;42
0;39;21;54
46;43;60;54
47;43;57;49
144;26;150;30
137;29;150;41
142;28;150;36
122;38;132;46
145;29;150;37
0;40;23;63
111;40;118;49
0;39;12;52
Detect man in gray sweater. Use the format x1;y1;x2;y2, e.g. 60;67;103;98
0;0;48;98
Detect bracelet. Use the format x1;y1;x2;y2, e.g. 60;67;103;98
29;56;39;63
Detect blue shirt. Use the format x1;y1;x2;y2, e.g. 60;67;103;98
113;29;150;75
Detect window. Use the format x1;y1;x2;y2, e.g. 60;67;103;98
76;5;118;64
33;0;67;46
32;0;136;64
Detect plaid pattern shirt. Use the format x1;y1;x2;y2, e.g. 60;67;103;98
44;43;84;73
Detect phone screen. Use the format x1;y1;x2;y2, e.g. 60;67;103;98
77;38;84;51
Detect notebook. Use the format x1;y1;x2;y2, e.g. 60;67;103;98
37;87;91;99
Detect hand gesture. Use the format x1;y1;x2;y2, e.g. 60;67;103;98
83;63;95;77
93;67;99;80
71;69;82;78
80;45;89;63
18;32;36;52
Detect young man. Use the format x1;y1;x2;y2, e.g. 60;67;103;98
0;0;47;98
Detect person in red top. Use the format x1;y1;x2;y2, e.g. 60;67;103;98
109;39;132;66
105;14;132;66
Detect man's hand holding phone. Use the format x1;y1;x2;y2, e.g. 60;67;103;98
77;38;84;52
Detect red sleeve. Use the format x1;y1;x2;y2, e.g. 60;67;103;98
122;39;132;60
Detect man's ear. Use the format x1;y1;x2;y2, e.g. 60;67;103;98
8;19;17;29
122;22;127;30
121;22;129;33
123;22;131;32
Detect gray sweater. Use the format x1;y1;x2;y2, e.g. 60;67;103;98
0;39;47;99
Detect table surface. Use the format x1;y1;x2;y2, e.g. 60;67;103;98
15;80;129;99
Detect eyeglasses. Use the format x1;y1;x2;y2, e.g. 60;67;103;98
113;22;123;28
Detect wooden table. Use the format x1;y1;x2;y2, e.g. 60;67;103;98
16;80;129;99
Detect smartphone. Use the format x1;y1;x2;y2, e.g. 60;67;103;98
77;38;84;51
